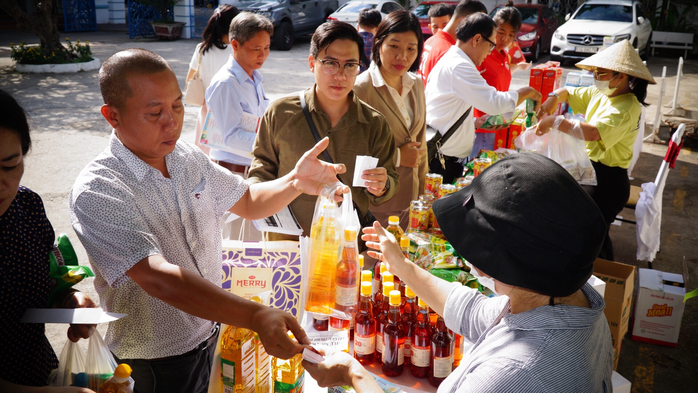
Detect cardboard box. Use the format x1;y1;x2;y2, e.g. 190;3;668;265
494;127;509;150
221;240;303;320
529;66;545;93
593;259;636;370
631;268;686;347
508;118;526;150
541;67;563;99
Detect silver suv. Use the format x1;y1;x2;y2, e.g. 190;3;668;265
223;0;339;51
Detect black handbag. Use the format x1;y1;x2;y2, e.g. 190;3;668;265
426;106;472;166
299;92;377;231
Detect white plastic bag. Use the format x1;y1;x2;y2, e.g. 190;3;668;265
49;340;86;386
515;116;597;185
86;328;118;391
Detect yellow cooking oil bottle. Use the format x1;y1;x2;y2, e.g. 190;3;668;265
271;334;305;393
305;199;342;315
254;332;271;393
221;296;266;393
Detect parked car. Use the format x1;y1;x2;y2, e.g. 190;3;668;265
410;1;459;39
550;0;652;63
490;3;559;62
326;0;403;28
223;0;339;51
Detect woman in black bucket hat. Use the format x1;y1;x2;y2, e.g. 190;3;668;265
303;153;614;392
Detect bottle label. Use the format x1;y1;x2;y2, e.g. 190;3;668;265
241;338;255;386
273;372;304;393
372;278;380;296
354;333;376;355
433;355;454;378
404;338;412;357
382;342;404;365
411;345;430;367
376;335;384;354
221;358;236;387
335;284;358;306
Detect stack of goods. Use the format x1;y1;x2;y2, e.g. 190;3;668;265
530;61;567;115
463;150;512;178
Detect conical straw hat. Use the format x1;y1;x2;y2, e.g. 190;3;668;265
576;40;656;84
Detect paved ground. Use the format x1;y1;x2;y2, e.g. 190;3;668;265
1;29;697;392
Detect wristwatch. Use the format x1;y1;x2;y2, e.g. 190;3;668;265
548;92;559;99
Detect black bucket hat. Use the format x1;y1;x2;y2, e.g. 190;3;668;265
433;153;606;297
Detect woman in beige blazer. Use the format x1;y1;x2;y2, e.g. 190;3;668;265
354;10;427;229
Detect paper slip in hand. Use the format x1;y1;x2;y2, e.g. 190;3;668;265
253;205;303;236
21;308;127;324
240;111;262;134
352;155;379;188
302;347;325;364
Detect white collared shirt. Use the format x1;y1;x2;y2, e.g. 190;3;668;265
368;61;415;128
206;56;270;165
69;133;248;359
425;46;518;158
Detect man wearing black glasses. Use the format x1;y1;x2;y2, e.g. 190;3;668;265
425;12;541;183
249;21;399;242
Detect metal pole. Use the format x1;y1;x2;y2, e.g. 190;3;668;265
665;57;685;116
648;66;667;141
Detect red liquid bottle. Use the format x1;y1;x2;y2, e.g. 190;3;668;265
410;298;432;379
312;314;329;331
354;281;376;365
375;281;394;364
382;290;406;377
429;315;454;387
331;228;360;336
453;333;464;368
401;286;418;367
372;265;388;319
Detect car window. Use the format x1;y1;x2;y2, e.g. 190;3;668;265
382;3;400;13
412;4;431;18
574;4;633;23
339;3;378;13
517;7;539;24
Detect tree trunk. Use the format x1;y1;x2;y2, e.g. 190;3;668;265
0;0;70;57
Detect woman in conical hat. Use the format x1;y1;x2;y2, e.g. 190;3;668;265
535;39;655;260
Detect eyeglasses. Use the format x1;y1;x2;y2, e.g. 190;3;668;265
592;69;619;80
317;59;361;76
481;36;497;52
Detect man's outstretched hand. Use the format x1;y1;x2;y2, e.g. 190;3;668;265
291;137;349;201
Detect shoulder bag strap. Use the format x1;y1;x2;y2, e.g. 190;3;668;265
439;106;472;146
300;91;333;164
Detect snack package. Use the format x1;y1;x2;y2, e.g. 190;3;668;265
48;234;94;307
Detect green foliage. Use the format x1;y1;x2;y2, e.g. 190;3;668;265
10;38;93;65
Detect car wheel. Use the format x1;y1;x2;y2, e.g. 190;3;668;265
532;40;540;62
274;22;294;51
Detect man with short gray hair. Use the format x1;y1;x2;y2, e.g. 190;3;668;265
206;12;273;174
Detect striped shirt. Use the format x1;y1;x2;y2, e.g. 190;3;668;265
70;133;248;359
441;283;613;392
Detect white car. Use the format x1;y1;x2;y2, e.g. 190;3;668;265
327;0;403;28
550;0;652;63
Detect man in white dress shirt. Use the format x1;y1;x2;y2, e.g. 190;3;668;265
425;13;541;182
206;12;272;176
69;48;348;393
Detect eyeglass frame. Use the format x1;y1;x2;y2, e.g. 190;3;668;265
316;58;362;76
480;35;497;52
592;68;620;80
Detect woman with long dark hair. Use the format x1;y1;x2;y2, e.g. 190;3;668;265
353;10;426;229
186;4;240;154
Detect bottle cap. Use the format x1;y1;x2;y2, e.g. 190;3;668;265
361;281;372;296
382;272;393;283
400;237;410;248
113;363;132;382
379;263;387;274
382;281;394;296
418;298;427;308
344;227;357;241
361;270;372;283
388;216;400;225
405;286;415;298
359;254;364;266
389;290;401;306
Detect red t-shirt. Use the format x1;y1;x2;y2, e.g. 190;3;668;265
474;49;512;119
509;41;526;65
418;30;456;86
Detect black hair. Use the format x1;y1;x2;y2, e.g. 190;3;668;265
454;0;487;19
428;3;454;19
629;76;649;107
0;89;31;156
456;12;497;43
358;8;382;29
493;5;522;32
311;21;367;65
201;5;240;55
372;10;424;73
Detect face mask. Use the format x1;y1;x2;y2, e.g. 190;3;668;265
465;261;497;294
595;73;619;96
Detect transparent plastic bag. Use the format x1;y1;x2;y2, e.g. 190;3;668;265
86;328;118;391
49;340;86;387
515;116;597;185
